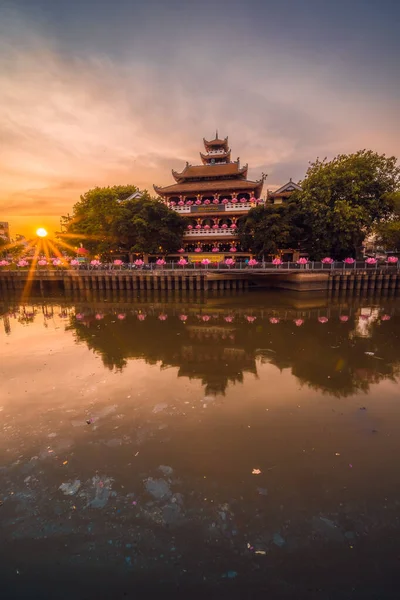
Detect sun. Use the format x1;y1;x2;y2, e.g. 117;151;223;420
36;228;48;238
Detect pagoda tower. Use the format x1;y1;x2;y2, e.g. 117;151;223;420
154;133;266;259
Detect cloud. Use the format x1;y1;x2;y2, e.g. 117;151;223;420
0;5;399;236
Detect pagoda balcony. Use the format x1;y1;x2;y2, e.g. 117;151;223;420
183;227;240;239
171;201;257;214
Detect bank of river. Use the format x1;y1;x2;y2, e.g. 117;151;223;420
1;291;400;598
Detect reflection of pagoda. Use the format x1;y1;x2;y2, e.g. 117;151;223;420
154;133;266;258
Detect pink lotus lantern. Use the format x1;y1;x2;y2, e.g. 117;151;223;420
178;248;185;253
221;198;229;204
297;258;308;265
213;198;219;204
158;313;168;321
70;259;79;267
178;258;188;267
231;223;237;229
248;259;258;267
339;315;349;322
202;315;211;322
17;259;29;267
178;200;184;206
381;314;391;321
249;196;257;203
365;257;377;265
231;197;238;203
224;315;234;323
195;247;201;253
322;257;334;264
90;259;101;267
179;314;188;321
134;259;144;267
212;247;219;252
387;256;398;264
269;317;280;324
204;199;210;205
170;201;176;206
344;257;355;264
272;258;282;265
318;316;328;323
201;259;211;266
38;259;47;266
76;313;84;320
204;224;210;230
156;259;166;267
113;259;123;266
245;315;256;323
117;313;126;320
137;313;146;321
195;224;202;229
195;199;202;205
0;260;10;267
212;224;219;229
95;313;104;320
294;319;304;326
225;258;235;268
221;224;228;229
53;258;63;267
187;225;193;230
229;247;237;253
186;200;193;206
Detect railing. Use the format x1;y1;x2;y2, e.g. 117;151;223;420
172;202;257;213
184;227;239;237
2;261;399;273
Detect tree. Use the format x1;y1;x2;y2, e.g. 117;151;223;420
61;185;138;255
238;202;303;257
295;150;400;259
374;192;400;251
112;196;186;255
61;185;185;257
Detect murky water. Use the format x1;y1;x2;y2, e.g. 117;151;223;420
1;291;400;599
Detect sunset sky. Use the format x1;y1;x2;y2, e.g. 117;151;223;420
1;0;399;238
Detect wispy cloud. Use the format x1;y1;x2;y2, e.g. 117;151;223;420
0;3;399;236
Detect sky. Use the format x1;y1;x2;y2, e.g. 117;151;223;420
0;0;399;238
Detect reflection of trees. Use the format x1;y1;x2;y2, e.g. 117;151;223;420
3;296;399;397
254;319;400;397
68;314;257;394
67;307;400;398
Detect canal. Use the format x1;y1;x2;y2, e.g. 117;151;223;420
1;291;400;599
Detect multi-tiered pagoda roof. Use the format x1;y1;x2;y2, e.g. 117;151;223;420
154;133;265;198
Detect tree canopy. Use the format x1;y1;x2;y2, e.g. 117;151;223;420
238;202;303;257
294;150;400;259
61;185;185;256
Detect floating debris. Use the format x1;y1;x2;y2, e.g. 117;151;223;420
85;475;114;509
59;480;81;496
152;403;168;414
145;477;172;500
158;465;174;476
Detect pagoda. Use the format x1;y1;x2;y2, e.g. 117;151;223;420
154;133;266;259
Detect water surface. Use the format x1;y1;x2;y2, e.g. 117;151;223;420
1;291;400;598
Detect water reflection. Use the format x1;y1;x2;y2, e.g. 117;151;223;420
2;294;399;397
2;292;400;597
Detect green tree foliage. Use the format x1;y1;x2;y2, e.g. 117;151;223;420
296;150;400;259
374;192;400;251
62;186;185;256
238;202;303;257
112;197;186;255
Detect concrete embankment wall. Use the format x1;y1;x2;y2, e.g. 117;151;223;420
0;269;399;294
